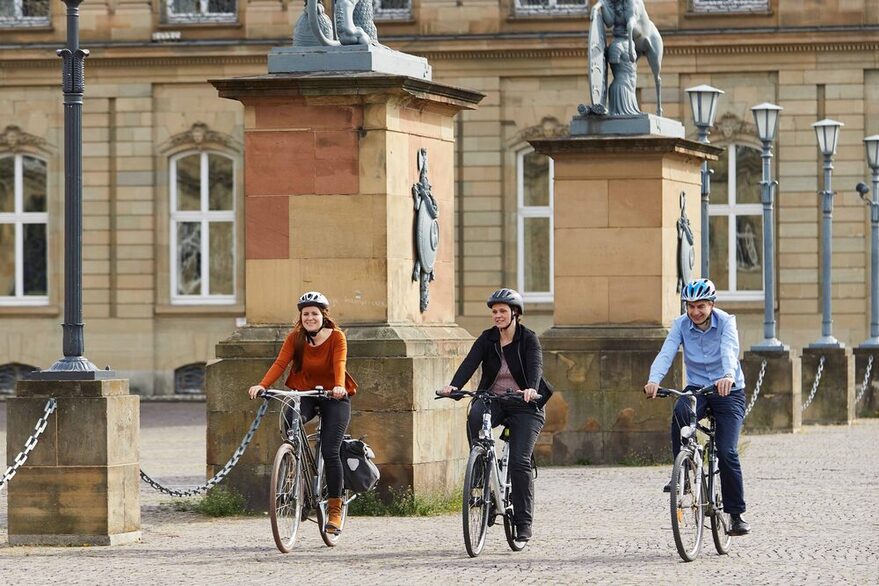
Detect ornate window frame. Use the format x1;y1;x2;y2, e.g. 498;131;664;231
513;0;588;17
0;0;50;28
164;0;237;25
708;115;765;302
374;0;412;21
157;123;243;312
0;125;55;308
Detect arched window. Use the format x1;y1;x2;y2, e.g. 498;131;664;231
0;153;48;305
169;151;236;305
516;147;554;303
709;143;763;300
0;362;38;395
174;362;206;394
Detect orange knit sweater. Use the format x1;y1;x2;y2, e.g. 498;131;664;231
259;328;357;396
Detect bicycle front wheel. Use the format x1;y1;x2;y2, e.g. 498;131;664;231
709;468;732;555
670;449;704;562
462;445;491;558
269;442;303;553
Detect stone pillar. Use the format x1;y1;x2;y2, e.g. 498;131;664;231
6;379;141;545
206;73;483;509
853;347;878;418
741;350;802;433
530;136;720;465
801;347;854;425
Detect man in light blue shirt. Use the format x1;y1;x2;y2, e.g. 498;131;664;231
644;278;750;537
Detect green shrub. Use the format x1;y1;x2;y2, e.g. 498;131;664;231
195;486;249;517
348;487;461;517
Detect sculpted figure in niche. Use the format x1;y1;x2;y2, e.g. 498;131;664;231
293;0;378;47
584;0;664;117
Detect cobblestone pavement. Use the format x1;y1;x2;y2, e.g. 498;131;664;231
1;402;878;585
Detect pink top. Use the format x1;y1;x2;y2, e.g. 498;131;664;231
491;352;518;395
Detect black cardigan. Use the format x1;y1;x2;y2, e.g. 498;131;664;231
450;323;554;408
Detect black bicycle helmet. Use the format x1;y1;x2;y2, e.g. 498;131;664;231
297;291;330;311
486;288;524;315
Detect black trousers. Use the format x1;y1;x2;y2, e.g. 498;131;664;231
286;396;351;498
467;399;545;527
671;388;747;515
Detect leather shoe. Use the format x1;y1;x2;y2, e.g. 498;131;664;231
663;478;691;494
728;513;750;536
663;482;671;493
515;524;532;542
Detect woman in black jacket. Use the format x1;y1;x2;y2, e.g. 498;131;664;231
439;288;553;542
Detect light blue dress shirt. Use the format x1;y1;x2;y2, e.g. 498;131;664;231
648;308;745;390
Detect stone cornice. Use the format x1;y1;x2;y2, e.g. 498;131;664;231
529;135;722;161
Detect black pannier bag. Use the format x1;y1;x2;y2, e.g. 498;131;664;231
340;437;380;493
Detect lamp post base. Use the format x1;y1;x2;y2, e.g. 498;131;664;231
858;337;879;349
751;338;789;353
809;336;844;349
28;357;117;380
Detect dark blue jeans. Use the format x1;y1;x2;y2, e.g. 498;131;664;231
671;387;747;515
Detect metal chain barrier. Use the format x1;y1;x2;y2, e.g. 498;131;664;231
0;397;58;493
856;354;875;405
743;359;767;420
802;355;826;413
140;400;269;498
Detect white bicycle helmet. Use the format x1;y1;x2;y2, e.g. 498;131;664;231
681;279;717;302
297;291;330;311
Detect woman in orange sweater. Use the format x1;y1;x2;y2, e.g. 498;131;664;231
248;291;357;535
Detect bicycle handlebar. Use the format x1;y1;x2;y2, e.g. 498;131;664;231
434;389;542;402
258;388;332;400
655;384;717;399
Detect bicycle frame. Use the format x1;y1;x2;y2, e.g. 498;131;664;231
474;408;513;519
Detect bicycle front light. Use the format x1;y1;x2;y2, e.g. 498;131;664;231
681;425;696;440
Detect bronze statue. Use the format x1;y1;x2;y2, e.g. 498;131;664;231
584;0;664;117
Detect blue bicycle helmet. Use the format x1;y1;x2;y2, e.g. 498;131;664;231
681;279;717;302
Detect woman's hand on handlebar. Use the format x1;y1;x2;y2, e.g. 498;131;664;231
248;384;265;400
643;382;659;399
520;388;540;403
331;386;347;400
437;385;458;397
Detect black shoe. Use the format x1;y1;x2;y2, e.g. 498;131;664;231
663;482;671;493
515;524;532;542
728;514;750;536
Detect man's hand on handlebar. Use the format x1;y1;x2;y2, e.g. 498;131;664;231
714;376;734;397
643;382;659;399
248;385;265;400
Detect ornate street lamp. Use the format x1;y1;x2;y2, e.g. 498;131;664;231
810;118;844;349
856;135;879;347
685;84;724;278
31;0;112;380
750;103;786;351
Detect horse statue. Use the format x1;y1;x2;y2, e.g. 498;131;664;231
293;0;378;47
584;0;664;117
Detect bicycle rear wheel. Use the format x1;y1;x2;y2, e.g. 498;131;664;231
670;449;704;562
709;468;732;555
269;442;303;553
316;455;348;547
462;445;491;558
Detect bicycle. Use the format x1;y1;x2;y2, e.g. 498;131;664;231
259;388;355;553
435;388;540;558
656;384;732;562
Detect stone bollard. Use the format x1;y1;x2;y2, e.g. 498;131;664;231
6;379;141;545
801;347;854;425
853;347;879;418
741;349;802;433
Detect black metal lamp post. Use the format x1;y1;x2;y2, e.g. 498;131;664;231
750;102;787;352
685;84;724;279
32;0;112;379
809;118;844;349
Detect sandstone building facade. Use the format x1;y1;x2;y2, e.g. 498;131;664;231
1;0;878;394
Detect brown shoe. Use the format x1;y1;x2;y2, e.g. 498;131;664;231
325;497;343;534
